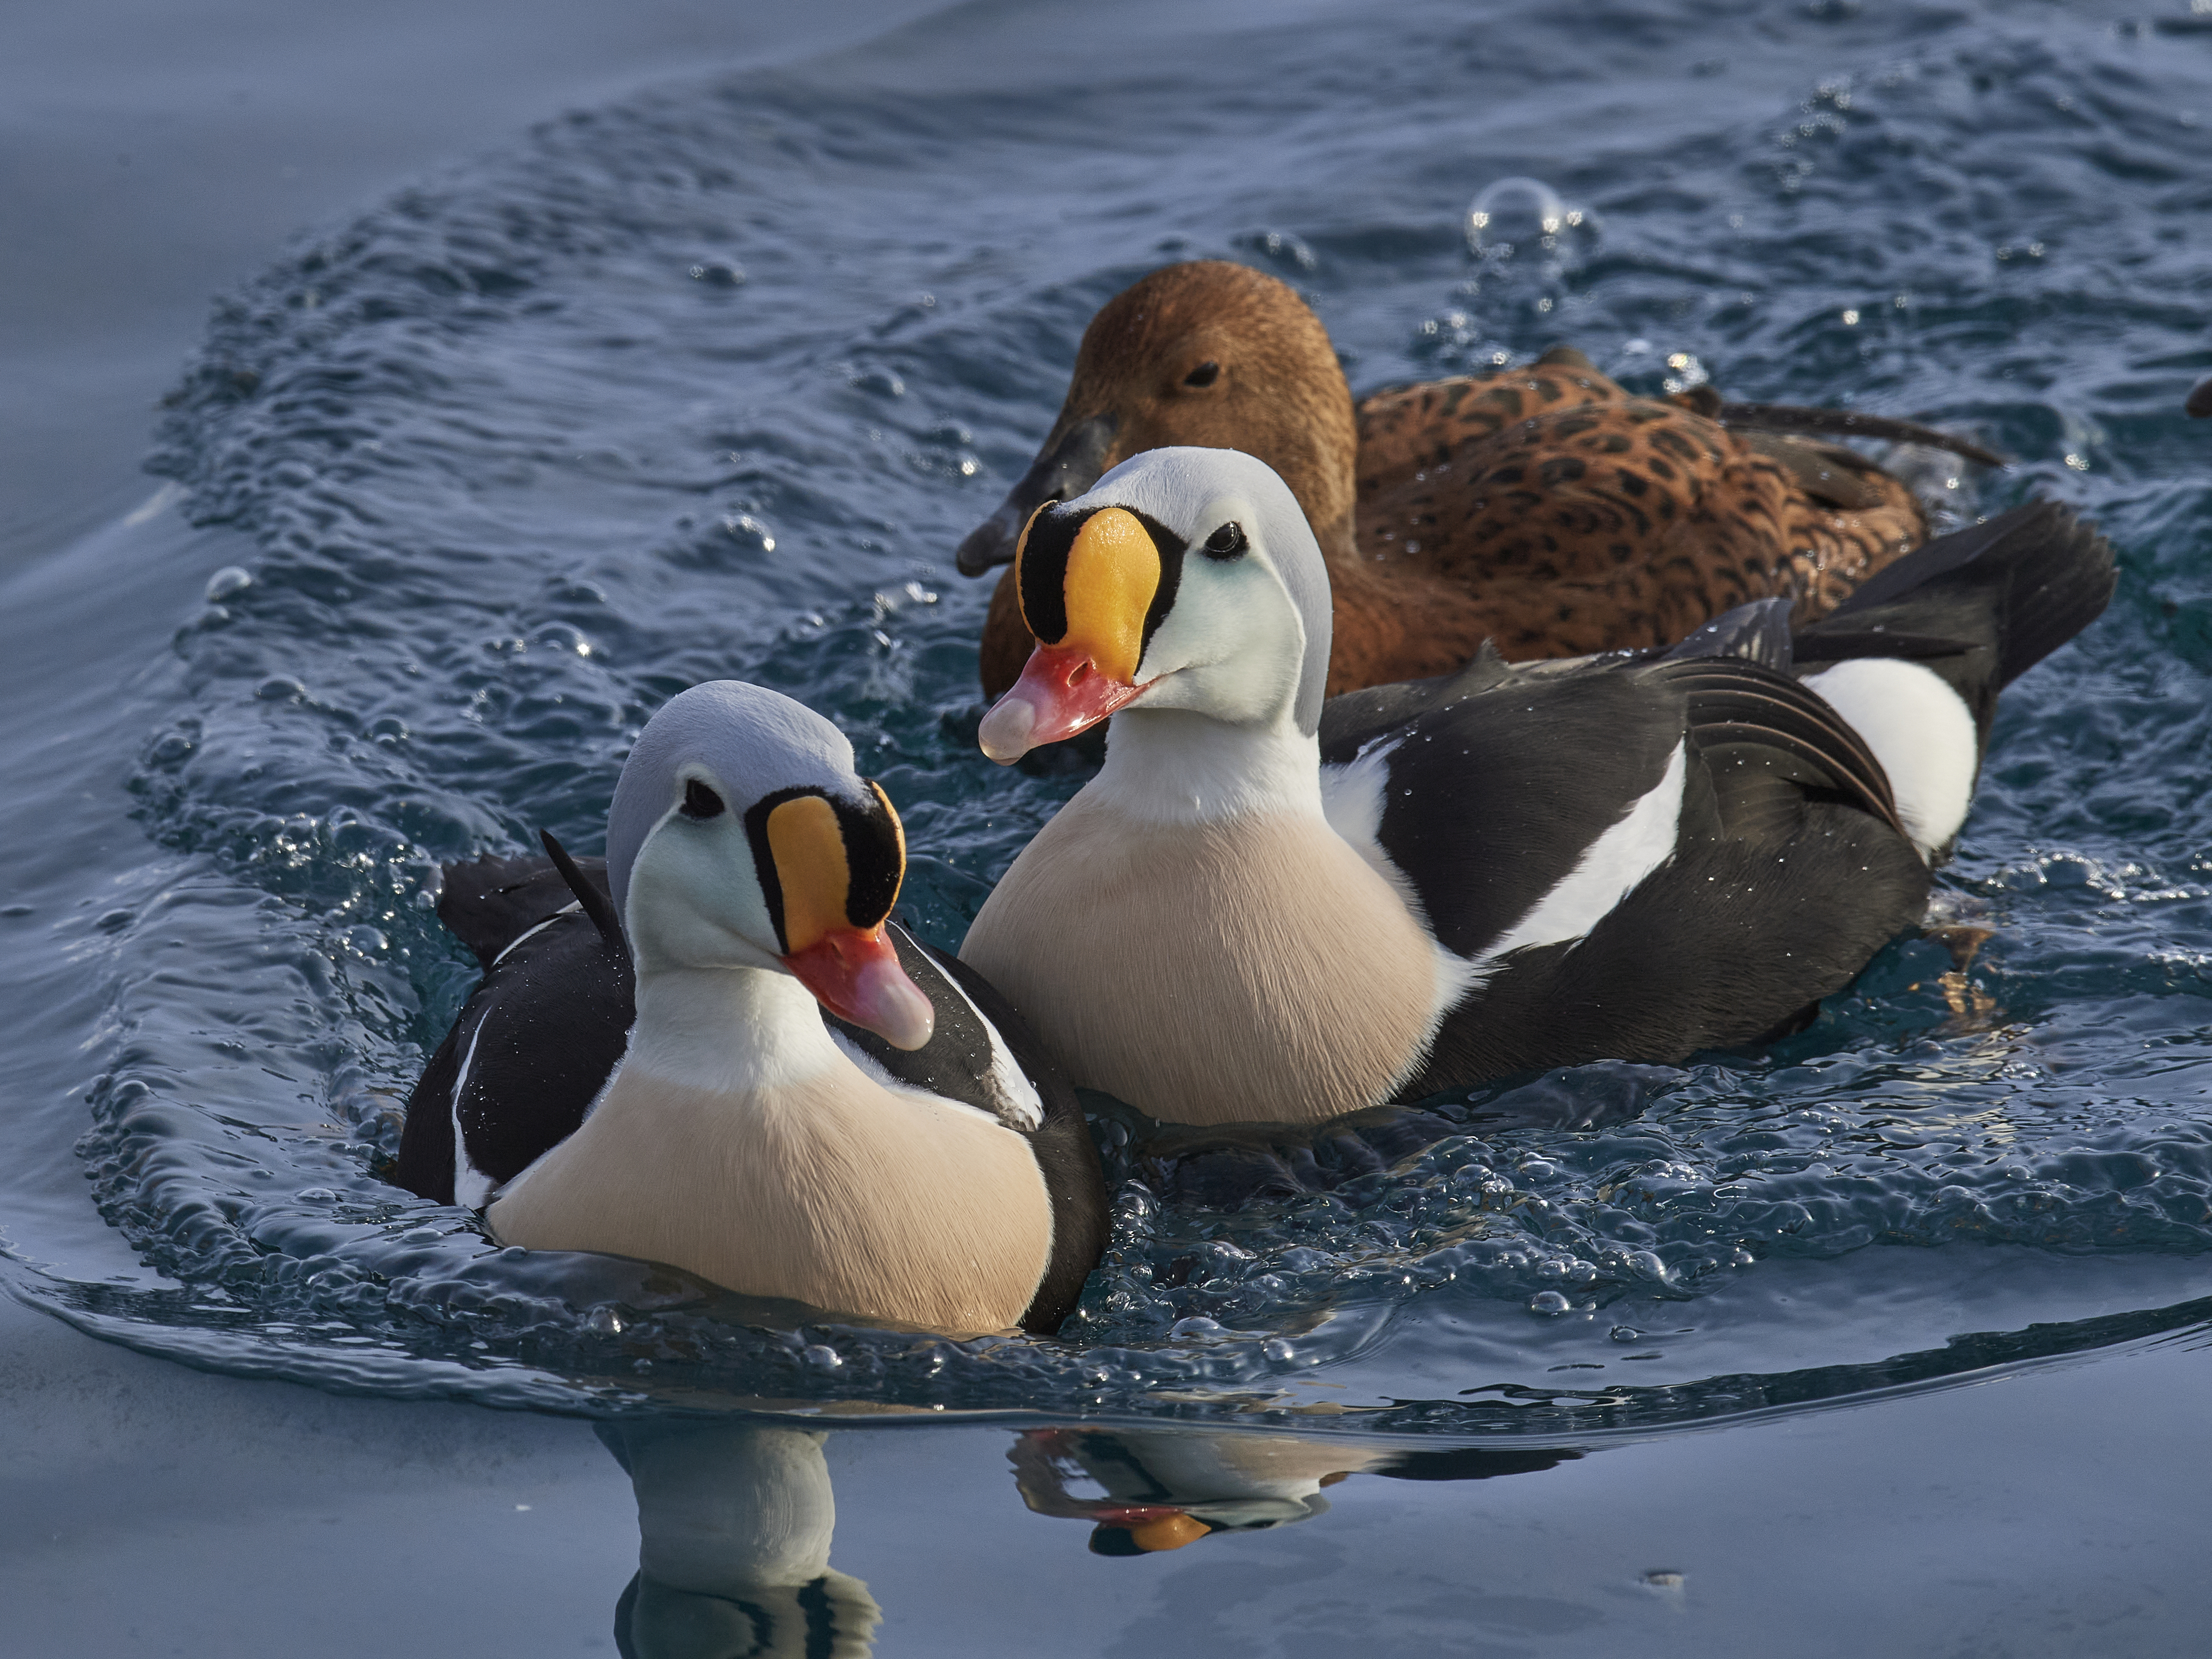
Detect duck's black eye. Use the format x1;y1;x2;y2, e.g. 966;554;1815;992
1183;360;1221;389
680;779;725;819
1202;521;1247;560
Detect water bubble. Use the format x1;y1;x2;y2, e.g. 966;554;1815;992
1663;353;1709;395
1466;176;1568;254
204;566;253;602
1263;1337;1297;1363
802;1344;843;1370
1242;228;1318;271
1529;1290;1572;1316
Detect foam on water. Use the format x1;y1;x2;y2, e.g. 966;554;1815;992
20;0;2212;1433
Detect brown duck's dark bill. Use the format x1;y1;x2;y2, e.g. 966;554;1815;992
954;412;1118;576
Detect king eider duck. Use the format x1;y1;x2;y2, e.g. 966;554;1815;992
392;680;1107;1337
958;448;2113;1128
957;260;2004;701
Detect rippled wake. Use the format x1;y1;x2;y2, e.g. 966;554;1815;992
21;0;2212;1435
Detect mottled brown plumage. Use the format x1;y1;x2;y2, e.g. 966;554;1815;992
967;261;1954;700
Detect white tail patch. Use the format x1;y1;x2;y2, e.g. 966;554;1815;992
1800;659;1977;860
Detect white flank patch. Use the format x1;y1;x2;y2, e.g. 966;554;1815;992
1321;736;1483;1028
1318;736;1399;878
449;1015;497;1211
1801;658;1977;860
1474;740;1687;967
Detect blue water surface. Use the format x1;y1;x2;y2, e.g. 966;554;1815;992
12;0;2212;1441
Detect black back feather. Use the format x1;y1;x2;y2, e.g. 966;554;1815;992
541;828;623;949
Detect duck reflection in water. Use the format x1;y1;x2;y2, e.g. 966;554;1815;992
598;1417;1581;1656
1011;1427;1580;1555
601;1421;879;1659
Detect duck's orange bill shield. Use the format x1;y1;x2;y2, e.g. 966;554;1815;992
978;643;1147;762
782;923;934;1050
980;503;1163;763
765;791;932;1049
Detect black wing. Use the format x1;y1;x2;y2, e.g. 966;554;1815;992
1390;653;1927;1095
390;898;633;1205
1660;657;1905;841
1330;660;1692;960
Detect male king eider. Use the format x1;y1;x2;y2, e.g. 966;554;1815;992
957;261;2004;699
392;680;1107;1336
959;447;2114;1127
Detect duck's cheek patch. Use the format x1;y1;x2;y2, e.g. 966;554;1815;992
1063;508;1162;683
766;794;850;953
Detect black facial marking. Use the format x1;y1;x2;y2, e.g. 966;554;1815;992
1202;521;1247;561
680;778;725;819
1136;507;1186;660
1183;360;1221;388
1016;502;1192;663
1017;501;1073;645
842;781;904;928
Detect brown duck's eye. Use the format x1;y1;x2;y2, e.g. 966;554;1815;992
680;779;726;819
1183;361;1221;388
1202;521;1247;560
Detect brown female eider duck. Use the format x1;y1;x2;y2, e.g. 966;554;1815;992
392;679;1106;1336
958;261;2001;700
960;448;2110;1128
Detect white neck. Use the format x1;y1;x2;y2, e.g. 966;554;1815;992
1093;706;1324;825
624;965;845;1096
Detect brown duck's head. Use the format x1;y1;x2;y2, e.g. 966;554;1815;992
954;261;1358;577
